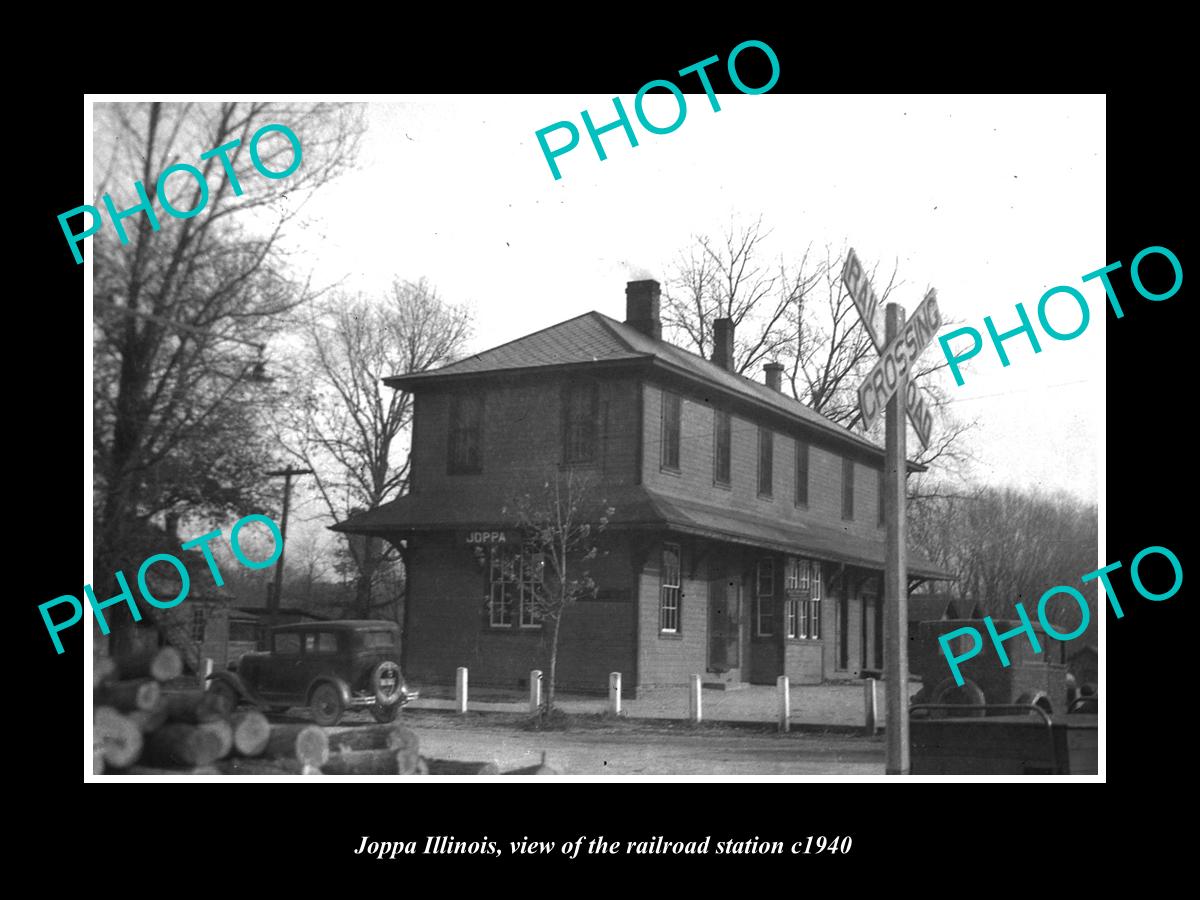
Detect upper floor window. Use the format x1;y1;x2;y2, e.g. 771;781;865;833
758;427;773;497
448;393;483;474
713;409;731;485
795;439;809;507
842;457;855;520
660;543;681;633
562;380;599;464
661;391;681;471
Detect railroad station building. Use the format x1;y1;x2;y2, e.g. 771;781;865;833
338;280;952;695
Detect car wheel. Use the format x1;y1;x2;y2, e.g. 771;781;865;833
310;683;344;727
370;703;400;723
372;660;404;707
207;680;239;716
929;677;986;718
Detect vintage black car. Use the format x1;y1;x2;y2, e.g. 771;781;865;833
205;620;418;726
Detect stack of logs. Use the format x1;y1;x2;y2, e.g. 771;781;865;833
93;648;558;776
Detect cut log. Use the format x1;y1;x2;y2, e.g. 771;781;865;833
217;758;307;776
264;724;329;768
414;757;429;775
93;746;106;775
396;748;420;775
94;678;162;712
94;706;143;769
128;701;169;734
423;758;500;775
504;751;560;775
326;723;419;754
322;750;404;775
199;719;234;760
164;690;226;724
116;646;184;682
144;723;224;768
231;711;271;757
126;765;220;775
93;656;117;691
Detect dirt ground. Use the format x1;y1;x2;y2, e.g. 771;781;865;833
313;708;885;775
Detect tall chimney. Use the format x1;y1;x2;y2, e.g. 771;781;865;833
712;318;734;371
625;280;661;340
764;362;784;392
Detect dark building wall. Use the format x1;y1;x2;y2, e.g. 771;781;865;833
402;532;636;693
410;375;642;503
639;382;884;543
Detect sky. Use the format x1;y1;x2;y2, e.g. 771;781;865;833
284;94;1104;509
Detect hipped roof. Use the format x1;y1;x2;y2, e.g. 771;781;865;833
385;311;925;470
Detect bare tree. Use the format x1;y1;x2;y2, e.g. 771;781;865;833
92;101;365;656
661;218;978;482
279;278;472;617
505;472;613;718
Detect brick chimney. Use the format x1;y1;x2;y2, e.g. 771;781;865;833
764;362;784;392
712;318;734;371
625;280;661;341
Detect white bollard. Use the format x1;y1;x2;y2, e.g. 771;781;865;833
864;677;878;735
689;674;702;724
777;675;790;733
530;669;542;715
456;666;468;714
201;657;214;683
609;672;622;715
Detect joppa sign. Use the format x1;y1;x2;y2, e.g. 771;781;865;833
42;514;283;654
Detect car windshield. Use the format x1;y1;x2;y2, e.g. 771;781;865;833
361;631;397;649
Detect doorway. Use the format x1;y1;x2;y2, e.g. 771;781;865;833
708;564;741;673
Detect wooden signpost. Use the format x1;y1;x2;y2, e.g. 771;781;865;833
842;248;940;776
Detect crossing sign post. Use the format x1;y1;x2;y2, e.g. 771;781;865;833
844;247;941;776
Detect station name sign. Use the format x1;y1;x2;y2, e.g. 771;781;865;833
462;530;519;545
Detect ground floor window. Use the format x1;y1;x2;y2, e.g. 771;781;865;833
755;558;775;636
660;543;681;633
488;546;544;629
784;558;821;639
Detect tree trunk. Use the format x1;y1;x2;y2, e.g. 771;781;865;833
230;711;271;757
547;608;564;716
423;759;500;775
264;724;330;767
325;723;418;754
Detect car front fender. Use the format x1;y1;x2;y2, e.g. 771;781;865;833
207;670;247;699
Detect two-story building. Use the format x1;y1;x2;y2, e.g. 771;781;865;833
337;280;952;695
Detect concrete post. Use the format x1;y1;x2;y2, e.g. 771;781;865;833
777;675;790;733
689;674;702;724
201;657;214;684
864;677;878;735
609;672;622;715
530;669;542;715
455;666;468;714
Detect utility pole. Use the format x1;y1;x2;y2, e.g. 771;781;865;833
266;467;313;628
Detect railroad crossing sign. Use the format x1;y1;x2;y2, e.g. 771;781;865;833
841;248;938;448
841;246;945;778
857;288;941;434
